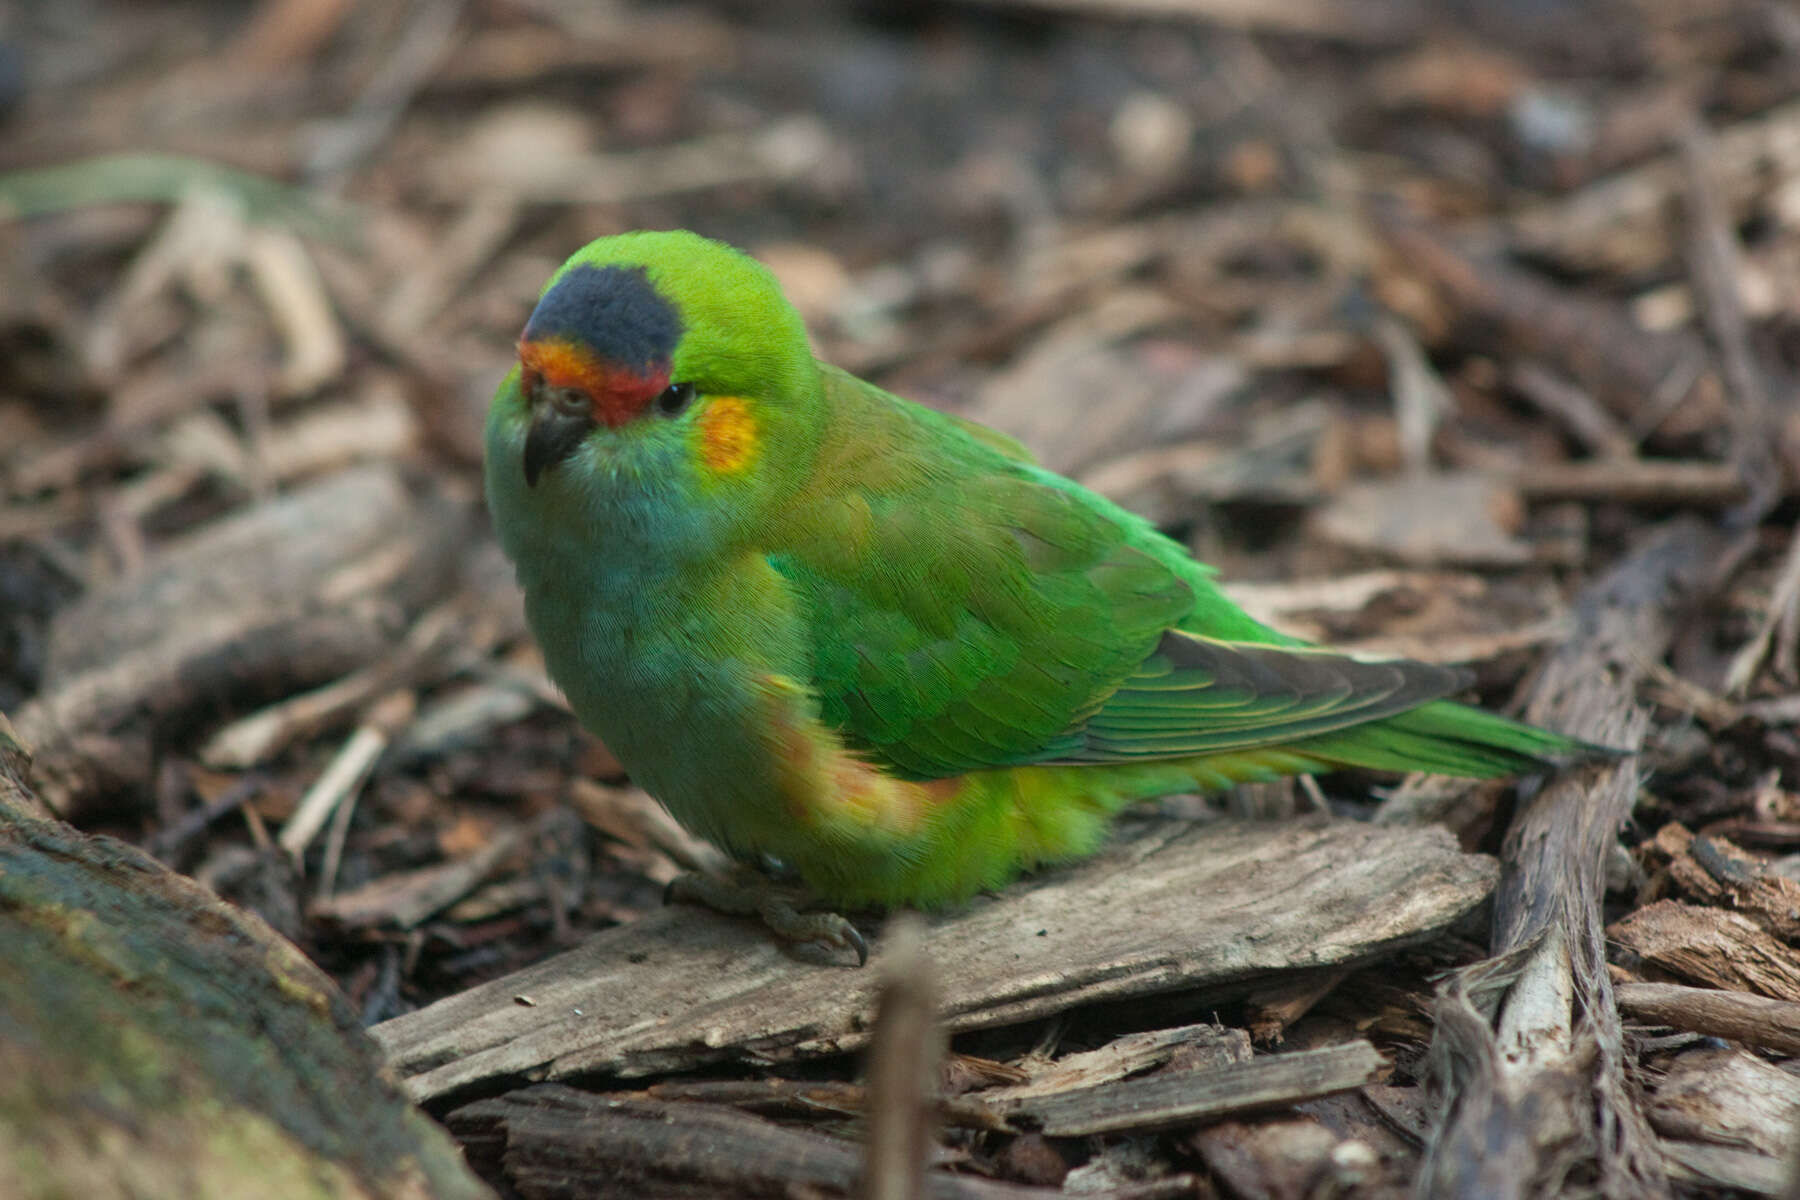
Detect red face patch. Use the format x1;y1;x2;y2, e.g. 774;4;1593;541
518;337;670;429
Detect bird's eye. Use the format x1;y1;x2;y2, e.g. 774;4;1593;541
548;386;589;417
656;381;696;417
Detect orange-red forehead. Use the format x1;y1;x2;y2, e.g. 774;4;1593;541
518;336;671;428
519;337;608;395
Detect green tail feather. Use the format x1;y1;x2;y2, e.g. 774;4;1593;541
1279;700;1622;778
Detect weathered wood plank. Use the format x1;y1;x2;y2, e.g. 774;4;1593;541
373;816;1496;1101
1012;1040;1386;1137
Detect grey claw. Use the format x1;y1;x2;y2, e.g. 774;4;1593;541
844;923;869;968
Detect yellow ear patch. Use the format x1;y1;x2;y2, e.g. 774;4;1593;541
697;396;759;475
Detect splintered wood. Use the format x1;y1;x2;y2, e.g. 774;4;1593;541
1420;521;1721;1200
372;818;1492;1100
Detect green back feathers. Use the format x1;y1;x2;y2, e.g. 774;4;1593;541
772;364;1598;783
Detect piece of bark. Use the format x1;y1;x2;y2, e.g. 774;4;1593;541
1299;1089;1422;1172
1640;822;1800;943
1726;521;1800;696
1077;412;1325;525
964;0;1423;41
14;464;468;814
1507;361;1637;459
372;817;1496;1102
308;814;539;930
0;727;492;1200
1677;116;1785;523
1243;968;1351;1044
633;1022;1253;1137
1422;518;1725;1200
1360;1084;1433;1148
1009;1040;1386;1137
1648;1047;1799;1161
1615;981;1800;1056
1608;900;1800;1002
0;713;49;820
969;289;1194;476
446;1085;1047;1200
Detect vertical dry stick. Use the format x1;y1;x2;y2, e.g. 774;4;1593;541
859;916;943;1200
1421;519;1722;1199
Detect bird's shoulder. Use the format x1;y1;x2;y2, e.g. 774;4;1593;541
758;365;1200;777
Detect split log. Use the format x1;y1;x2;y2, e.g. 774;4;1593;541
0;720;492;1200
373;816;1496;1102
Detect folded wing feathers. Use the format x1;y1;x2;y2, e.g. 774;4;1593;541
1062;630;1473;761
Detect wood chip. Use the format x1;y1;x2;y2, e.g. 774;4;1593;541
1648;1047;1800;1161
1421;518;1723;1199
309;817;535;931
1192;1118;1386;1200
983;1023;1251;1108
1658;1139;1796;1198
1608;900;1800;1001
1641;822;1800;943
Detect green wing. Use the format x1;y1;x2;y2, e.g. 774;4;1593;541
772;369;1473;780
1066;631;1467;761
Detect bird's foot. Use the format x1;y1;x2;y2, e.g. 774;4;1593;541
665;869;869;966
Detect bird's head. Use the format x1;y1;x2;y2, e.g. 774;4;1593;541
484;230;822;568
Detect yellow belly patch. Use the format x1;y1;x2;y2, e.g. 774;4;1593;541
697;396;758;475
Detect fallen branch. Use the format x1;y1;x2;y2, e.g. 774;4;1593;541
1421;518;1728;1199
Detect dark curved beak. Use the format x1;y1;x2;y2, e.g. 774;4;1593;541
523;405;596;488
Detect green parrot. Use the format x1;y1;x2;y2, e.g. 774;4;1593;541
485;229;1607;958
